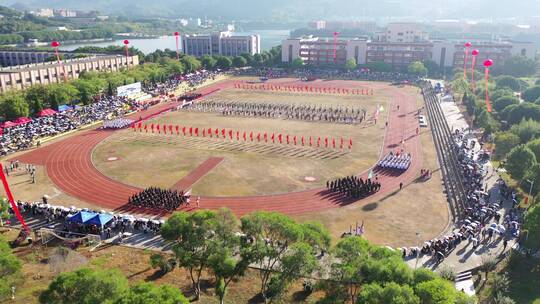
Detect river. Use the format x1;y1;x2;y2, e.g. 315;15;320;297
59;30;290;54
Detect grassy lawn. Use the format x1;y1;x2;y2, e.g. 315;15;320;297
293;86;451;247
93;87;389;196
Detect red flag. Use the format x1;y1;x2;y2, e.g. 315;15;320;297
317;137;321;147
157;124;160;133
243;132;247;141
340;137;344;149
195;127;199;136
278;134;282;143
138;122;142;129
324;137;328;148
131;124;136;131
349;138;353;150
229;129;233;139
221;128;225;137
250;131;253;141
286;134;290;144
144;124;148;133
236;130;240;140
293;135;297;145
271;133;275;143
215;128;219;136
257;133;261;142
332;138;336;149
203;128;206;137
175;125;179;134
189;127;193;136
301;136;305;146
264;132;267;142
163;125;167;134
169;125;173;133
208;127;212;137
182;126;186;135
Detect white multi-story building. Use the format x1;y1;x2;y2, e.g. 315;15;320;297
32;8;54;18
183;32;260;57
282;36;536;69
382;22;429;43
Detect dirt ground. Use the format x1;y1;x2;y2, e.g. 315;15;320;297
2;229;323;304
93;89;389;196
293;86;450;247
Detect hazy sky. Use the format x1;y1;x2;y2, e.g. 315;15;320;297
2;0;540;21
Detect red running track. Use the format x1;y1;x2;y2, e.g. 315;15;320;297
12;79;422;216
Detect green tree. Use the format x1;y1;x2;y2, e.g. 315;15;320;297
494;55;537;77
39;268;129;304
291;57;304;69
488;273;510;301
240;211;304;302
413;268;438;286
0;91;29;120
46;83;79;110
493;95;519;112
475;109;499;134
0;198;9;227
161;210;218;300
407;61;428;76
494;131;521;158
207;208;250;304
505;145;537;179
496;75;522;91
115;283;188;304
504;102;540;125
240;53;254;66
25;85;48;115
344;58;357;70
524;204;540;250
232;56;248;68
416;278;459;304
510;119;540;143
422;60;441;78
200;55;217;70
526;138;540;161
73;78;104;105
522;86;540;103
179;56;201;73
215;56;232;70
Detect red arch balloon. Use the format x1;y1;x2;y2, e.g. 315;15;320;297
472;49;479;56
174;31;180;36
51;41;60;47
483;59;493;67
123;39;129;45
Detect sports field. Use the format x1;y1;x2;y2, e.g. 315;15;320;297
93;88;389;196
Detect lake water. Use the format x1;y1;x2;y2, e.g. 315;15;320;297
60;30;290;54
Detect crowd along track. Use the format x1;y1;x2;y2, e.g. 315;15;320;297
12;79;423;216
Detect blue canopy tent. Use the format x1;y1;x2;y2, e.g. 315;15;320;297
67;211;97;224
58;105;72;112
85;214;114;227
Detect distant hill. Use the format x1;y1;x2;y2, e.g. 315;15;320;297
0;0;538;20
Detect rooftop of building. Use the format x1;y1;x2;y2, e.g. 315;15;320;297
0;54;131;74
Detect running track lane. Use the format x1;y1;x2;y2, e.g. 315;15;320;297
12;79;422;216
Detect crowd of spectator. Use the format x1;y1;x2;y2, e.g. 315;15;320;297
398;85;522;264
236;68;420;83
128;187;189;211
326;175;381;199
0;96;139;156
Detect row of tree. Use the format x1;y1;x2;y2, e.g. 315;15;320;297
0;55;200;119
156;208;473;304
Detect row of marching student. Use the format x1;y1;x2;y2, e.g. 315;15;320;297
130;123;354;150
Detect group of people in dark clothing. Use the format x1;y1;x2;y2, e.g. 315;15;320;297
326;176;381;199
128;187;189;211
